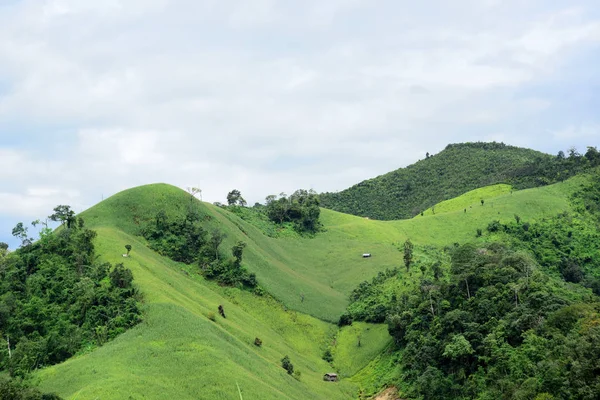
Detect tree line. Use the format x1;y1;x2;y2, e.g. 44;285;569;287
0;206;141;380
320;142;600;220
140;208;256;288
341;170;600;399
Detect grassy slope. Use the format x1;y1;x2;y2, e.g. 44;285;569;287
34;175;586;398
36;227;356;400
320;142;554;220
66;177;584;323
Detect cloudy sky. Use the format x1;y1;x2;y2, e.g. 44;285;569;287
1;0;599;247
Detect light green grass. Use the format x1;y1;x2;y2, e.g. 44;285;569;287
76;176;586;322
332;323;392;378
33;174;589;398
422;184;513;216
35;228;356;399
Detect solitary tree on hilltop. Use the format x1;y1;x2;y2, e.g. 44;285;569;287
49;205;76;228
227;189;247;207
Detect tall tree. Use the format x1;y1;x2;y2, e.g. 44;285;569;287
403;239;414;272
227;189;247;206
49;205;76;228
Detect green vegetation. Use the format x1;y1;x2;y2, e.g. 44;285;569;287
342;168;600;398
3;142;597;399
140;209;256;288
265;189;321;234
34;227;356;399
321;142;596;220
0;376;61;399
386;242;599;399
0;210;140;379
331;322;391;378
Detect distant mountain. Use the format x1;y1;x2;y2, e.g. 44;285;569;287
320;142;585;220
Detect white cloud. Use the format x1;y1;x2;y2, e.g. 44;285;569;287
0;0;599;239
552;124;600;140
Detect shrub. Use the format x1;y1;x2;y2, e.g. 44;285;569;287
476;228;482;237
254;337;262;347
322;349;333;363
486;220;501;233
338;313;353;327
207;312;216;321
253;286;265;296
281;355;294;375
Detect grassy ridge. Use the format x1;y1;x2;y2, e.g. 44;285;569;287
77;177;583;322
320;142;571;220
34;174;588;398
36;227;356;399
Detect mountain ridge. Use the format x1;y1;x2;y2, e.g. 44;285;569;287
320;141;585;220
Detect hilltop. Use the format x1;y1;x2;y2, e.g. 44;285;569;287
1;144;596;399
24;170;592;399
320;142;587;220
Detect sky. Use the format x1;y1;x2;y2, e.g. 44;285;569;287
1;0;599;248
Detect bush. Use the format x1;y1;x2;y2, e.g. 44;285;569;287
254;337;262;347
293;370;301;381
281;355;294;375
207;312;216;321
486;220;501;233
338;313;353;327
322;349;333;363
476;228;482;237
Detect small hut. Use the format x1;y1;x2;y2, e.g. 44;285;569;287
323;373;338;382
362;253;371;258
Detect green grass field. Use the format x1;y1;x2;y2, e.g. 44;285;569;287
33;174;589;399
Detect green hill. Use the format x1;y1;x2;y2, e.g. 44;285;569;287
28;173;590;399
320;142;585;220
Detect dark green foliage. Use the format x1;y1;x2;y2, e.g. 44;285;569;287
0;210;141;378
226;189;247;207
141;212;256;288
346;268;399;323
265;190;321;234
48;205;76;228
337;313;353;327
403;239;413;272
491;173;600;289
254;337;262;347
322;349;333;363
486;220;501;232
124;244;132;255
281;355;294;375
321;142;594;220
0;376;62;399
385;242;600;399
141;210;208;264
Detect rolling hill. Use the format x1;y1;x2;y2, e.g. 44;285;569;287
320;141;585;220
29;170;591;399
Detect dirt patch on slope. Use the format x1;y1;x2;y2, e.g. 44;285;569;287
371;387;401;400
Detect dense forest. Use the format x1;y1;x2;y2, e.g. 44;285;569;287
0;207;141;396
140;208;257;288
344;170;600;399
218;188;322;237
321;142;599;220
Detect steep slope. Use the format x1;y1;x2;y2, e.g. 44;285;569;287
320;142;574;220
78;178;583;322
35;227;356;399
33;173;589;399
